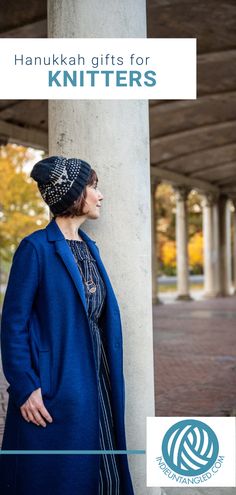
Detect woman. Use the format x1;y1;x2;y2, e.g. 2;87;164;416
0;156;135;495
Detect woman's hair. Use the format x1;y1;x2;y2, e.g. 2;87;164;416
53;168;98;218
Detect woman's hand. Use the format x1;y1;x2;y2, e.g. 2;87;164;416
20;387;53;427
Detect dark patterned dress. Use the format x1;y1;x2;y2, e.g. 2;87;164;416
66;239;121;495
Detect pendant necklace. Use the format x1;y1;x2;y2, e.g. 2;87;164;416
78;264;97;294
72;242;97;294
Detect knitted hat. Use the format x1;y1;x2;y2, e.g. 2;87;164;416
30;156;92;214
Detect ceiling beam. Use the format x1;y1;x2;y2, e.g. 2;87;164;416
213;172;236;186
192;161;236;181
0;19;46;38
152;143;236;175
150;166;219;194
149;91;236;139
198;49;236;96
0;120;47;150
151;120;236;164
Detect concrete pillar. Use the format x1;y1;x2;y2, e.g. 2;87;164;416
175;187;191;300
232;200;236;293
203;193;220;297
48;1;157;494
218;194;232;296
212;200;221;295
151;180;161;304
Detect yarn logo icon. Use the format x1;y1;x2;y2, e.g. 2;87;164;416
146;417;236;487
161;419;219;476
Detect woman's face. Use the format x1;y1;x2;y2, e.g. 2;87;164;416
82;181;104;219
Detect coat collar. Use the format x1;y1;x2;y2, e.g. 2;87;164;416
45;218;118;318
46;217;97;245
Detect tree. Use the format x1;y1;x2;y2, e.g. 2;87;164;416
188;232;203;274
161;240;176;275
155;183;203;275
0;144;48;266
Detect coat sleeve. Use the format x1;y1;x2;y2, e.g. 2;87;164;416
0;238;41;408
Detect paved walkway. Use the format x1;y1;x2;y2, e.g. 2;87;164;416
154;295;236;416
155;296;236;495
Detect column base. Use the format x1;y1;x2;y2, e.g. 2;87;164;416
152;296;163;305
203;291;220;299
176;293;193;301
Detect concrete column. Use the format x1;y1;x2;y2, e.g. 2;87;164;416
218;194;232;296
175;187;191;300
48;1;157;494
231;200;236;293
212;201;221;294
203;193;220;297
151;180;161;304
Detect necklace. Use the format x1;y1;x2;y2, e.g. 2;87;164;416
71;242;97;294
78;264;97;294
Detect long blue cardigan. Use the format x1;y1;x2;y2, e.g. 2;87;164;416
0;218;134;495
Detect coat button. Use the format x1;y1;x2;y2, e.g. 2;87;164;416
115;341;120;348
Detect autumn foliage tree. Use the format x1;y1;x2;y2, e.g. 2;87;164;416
0;144;48;267
155;183;203;275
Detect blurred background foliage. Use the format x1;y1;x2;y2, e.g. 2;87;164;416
155;183;204;276
0;144;48;290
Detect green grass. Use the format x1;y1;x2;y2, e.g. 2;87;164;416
159;283;204;293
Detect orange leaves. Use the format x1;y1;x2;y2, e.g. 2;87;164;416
0;144;48;262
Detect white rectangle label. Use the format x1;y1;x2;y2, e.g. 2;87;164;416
0;38;196;99
146;417;236;487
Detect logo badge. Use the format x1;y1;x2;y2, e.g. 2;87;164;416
162;418;219;476
146;417;236;487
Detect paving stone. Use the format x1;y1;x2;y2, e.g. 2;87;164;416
154;295;236;416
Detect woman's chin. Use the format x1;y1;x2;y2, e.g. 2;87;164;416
88;211;100;220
